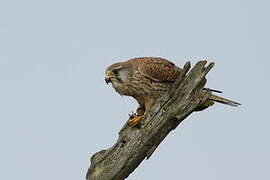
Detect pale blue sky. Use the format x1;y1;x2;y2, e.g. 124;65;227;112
0;0;269;179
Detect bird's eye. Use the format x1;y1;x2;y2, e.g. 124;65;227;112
112;69;118;74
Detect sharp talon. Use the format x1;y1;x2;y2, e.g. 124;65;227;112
129;115;144;127
128;111;136;119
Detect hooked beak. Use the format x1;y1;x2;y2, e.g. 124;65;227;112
105;77;111;84
105;71;115;84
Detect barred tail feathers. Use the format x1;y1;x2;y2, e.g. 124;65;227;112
209;94;241;107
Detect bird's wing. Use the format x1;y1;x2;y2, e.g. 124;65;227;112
135;57;181;82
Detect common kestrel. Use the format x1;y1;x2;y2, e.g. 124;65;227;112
105;57;240;126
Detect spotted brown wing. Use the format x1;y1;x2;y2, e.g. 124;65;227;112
137;57;181;82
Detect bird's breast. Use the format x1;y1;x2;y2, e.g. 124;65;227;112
111;72;172;101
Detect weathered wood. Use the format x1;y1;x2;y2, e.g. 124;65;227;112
86;61;214;180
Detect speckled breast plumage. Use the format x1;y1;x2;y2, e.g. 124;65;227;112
116;70;173;105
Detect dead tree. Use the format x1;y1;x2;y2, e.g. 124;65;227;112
86;61;214;180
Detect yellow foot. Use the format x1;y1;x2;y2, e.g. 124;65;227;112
129;115;144;127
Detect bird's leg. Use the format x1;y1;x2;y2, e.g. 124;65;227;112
144;99;154;114
129;115;144;127
129;105;145;127
129;99;154;127
136;106;145;116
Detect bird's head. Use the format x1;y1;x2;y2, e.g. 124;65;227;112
105;62;132;86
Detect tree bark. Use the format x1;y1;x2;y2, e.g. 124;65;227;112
86;61;214;180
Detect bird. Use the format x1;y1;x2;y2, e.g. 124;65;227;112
105;57;240;127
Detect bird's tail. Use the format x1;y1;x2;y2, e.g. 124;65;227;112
195;88;241;111
209;94;241;107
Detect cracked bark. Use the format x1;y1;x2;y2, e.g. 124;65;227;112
86;61;214;180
